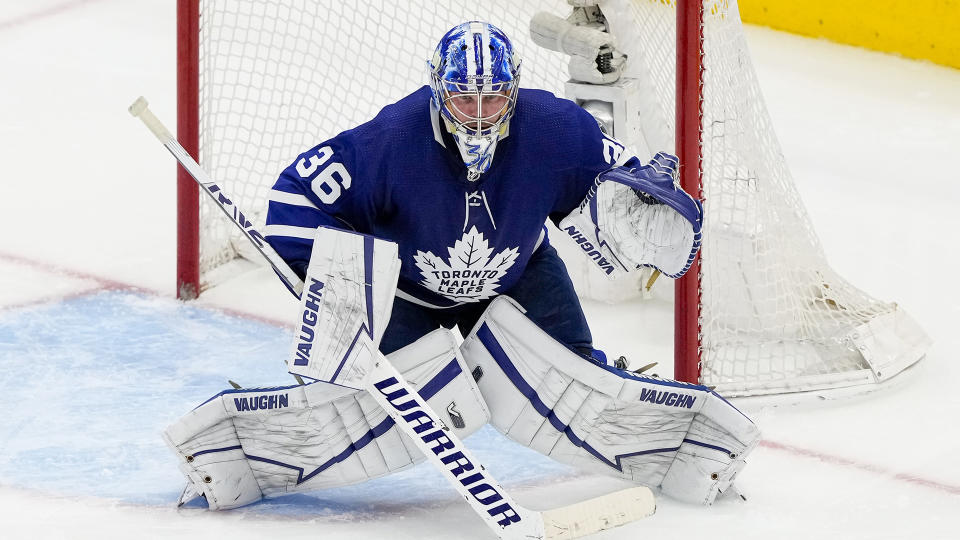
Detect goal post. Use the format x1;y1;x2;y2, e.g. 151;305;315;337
674;0;704;385
175;0;930;398
176;0;200;300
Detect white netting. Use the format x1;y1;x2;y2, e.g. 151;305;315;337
192;0;927;396
600;0;926;395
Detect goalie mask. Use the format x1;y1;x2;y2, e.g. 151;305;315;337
429;21;521;181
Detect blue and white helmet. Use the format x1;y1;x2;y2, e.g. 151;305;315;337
428;21;521;180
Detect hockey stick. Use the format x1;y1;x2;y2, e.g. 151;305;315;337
129;96;655;539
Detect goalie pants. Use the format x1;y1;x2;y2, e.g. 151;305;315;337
381;243;594;357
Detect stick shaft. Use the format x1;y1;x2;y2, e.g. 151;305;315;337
365;357;545;539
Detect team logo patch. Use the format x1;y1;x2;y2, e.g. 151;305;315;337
414;226;518;302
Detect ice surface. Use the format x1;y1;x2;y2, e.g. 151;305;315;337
1;0;959;538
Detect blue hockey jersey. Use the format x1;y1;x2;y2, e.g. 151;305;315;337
264;86;637;308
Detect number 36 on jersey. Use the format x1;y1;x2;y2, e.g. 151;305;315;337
296;146;352;204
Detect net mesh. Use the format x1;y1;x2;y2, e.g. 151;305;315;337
194;0;914;396
698;2;893;395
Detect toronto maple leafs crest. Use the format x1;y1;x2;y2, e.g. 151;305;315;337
414;226;519;302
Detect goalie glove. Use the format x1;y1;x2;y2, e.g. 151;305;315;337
559;152;703;279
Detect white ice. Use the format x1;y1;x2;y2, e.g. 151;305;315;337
1;1;959;539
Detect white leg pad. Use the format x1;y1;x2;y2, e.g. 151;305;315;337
164;328;489;510
460;296;760;505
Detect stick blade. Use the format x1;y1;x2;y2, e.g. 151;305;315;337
541;486;655;539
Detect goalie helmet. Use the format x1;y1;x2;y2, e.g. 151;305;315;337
428;21;521;181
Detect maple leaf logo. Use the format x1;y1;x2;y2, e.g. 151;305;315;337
414;226;519;303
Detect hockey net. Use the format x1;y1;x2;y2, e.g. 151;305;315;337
178;0;929;397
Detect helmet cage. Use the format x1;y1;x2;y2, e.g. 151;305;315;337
433;76;519;136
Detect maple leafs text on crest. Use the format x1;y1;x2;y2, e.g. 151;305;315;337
414;226;519;303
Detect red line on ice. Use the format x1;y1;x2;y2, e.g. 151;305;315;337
760;440;960;496
0;251;146;310
0;286;109;312
0;251;292;327
0;251;148;293
0;0;103;31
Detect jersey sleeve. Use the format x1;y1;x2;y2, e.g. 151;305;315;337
548;104;644;225
264;132;381;279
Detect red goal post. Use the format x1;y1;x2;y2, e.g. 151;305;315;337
176;0;199;301
674;0;704;385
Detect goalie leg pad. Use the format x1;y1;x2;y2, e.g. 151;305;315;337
460;296;760;505
165;328;490;510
